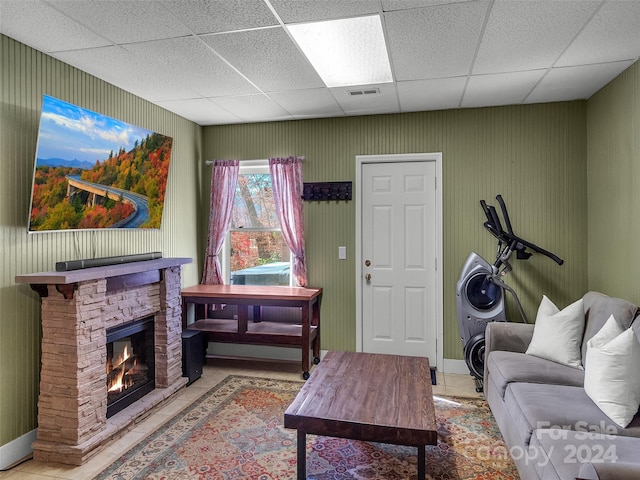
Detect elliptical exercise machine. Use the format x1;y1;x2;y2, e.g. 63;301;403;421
456;195;564;392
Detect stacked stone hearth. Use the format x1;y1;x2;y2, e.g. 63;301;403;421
16;258;191;465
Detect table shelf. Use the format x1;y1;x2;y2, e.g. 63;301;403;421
181;285;322;379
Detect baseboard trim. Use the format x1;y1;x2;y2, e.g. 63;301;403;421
209;344;470;376
0;429;36;471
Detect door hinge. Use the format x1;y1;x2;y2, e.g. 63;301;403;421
435;176;437;190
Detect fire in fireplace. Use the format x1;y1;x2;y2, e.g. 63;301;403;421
106;316;155;418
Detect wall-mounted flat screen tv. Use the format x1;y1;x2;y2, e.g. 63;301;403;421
28;95;173;232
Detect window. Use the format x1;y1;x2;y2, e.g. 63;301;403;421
223;161;292;286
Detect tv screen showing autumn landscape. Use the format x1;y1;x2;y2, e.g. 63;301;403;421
28;95;173;232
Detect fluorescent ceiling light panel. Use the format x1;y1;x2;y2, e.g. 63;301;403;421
287;15;393;88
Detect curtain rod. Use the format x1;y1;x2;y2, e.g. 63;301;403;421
205;158;267;165
205;157;304;165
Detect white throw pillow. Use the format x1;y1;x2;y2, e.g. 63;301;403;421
584;315;640;428
525;295;585;369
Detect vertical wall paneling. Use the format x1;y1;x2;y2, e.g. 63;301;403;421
587;61;640;302
203;101;591;360
0;34;201;449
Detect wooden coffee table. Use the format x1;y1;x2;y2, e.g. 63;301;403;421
284;351;437;480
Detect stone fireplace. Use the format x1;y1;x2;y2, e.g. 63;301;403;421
16;257;191;465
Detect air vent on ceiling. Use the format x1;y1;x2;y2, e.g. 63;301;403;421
347;88;380;96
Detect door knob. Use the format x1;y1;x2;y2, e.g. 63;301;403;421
365;273;371;281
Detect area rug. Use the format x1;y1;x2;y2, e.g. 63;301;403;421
96;375;518;479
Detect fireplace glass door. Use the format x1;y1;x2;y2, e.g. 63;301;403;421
106;316;155;418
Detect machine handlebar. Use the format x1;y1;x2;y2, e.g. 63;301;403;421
480;195;564;266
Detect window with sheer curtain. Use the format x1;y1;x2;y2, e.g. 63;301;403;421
222;161;292;286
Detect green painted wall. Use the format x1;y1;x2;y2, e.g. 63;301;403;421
587;60;640;301
203;102;589;360
0;35;202;448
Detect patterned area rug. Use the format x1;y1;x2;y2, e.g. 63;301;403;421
96;375;518;479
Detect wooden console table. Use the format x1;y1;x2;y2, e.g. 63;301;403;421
181;285;322;379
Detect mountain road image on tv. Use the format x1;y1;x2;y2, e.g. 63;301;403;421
28;95;173;232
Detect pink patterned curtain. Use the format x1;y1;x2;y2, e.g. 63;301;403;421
202;160;240;285
269;156;308;287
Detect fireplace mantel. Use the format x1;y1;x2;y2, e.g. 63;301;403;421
16;257;191;299
17;256;190;286
16;256;193;465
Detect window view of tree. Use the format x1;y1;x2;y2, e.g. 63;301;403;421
229;173;291;286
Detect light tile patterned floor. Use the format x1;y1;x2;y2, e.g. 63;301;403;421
0;358;481;480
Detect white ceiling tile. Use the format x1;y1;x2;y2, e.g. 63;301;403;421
383;0;471;12
161;0;277;34
557;1;640;67
209;94;293;123
331;83;400;115
49;0;191;44
0;0;110;52
268;89;344;118
202;27;324;92
462;70;546;108
123;37;259;98
156;98;243;126
53;46;197;102
270;0;380;23
1;0;637;125
385;1;490;81
474;0;600;75
397;77;466;112
526;61;635;104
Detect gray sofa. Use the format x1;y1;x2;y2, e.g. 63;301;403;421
484;291;640;480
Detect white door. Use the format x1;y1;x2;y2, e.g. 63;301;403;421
361;159;438;361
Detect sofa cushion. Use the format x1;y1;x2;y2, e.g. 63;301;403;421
530;428;640;480
579;461;640;480
503;383;640;447
487;350;584;398
526;296;585;368
581;291;639;362
584;316;640;427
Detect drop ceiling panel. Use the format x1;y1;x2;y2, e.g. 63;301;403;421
385;1;489;81
54;46;197;102
0;0;110;53
268;89;345;118
473;0;600;75
331;83;399;115
526;61;635;104
556;1;640;67
123;37;260;98
270;0;380;23
156;98;243;126
202;27;324;93
382;0;471;12
397;77;466;112
1;0;638;126
161;0;277;34
462;70;546;108
209;94;293;123
49;0;192;45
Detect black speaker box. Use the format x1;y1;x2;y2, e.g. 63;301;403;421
181;330;205;385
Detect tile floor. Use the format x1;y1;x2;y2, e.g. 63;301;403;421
0;357;481;480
